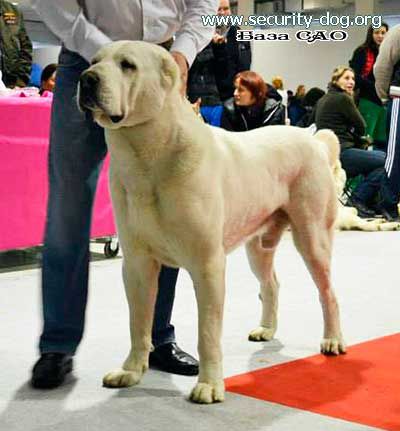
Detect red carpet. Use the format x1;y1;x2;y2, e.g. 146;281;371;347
225;334;400;431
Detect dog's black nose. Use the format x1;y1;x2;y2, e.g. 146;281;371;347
80;71;100;92
110;115;124;123
79;71;100;110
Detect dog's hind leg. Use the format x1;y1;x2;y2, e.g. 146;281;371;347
103;254;161;388
189;250;226;404
246;212;288;342
291;221;346;355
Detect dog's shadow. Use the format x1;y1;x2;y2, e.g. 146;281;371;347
0;374;186;431
0;347;372;431
0;375;306;431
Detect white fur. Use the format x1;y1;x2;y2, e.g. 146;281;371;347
81;41;346;404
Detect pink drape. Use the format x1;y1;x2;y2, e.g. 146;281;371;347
0;95;116;251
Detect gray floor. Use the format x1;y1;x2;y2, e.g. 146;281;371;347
0;231;399;431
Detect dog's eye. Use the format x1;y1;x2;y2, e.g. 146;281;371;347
120;60;136;71
91;59;99;65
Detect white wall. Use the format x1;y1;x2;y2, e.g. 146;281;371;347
32;44;61;68
379;0;400;15
251;25;367;92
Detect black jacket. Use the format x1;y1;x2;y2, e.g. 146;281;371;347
349;46;381;105
314;84;366;151
265;83;282;102
217;26;252;101
220;97;285;131
187;26;251;106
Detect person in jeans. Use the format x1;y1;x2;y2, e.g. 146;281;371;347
374;24;400;221
29;0;218;389
314;66;397;220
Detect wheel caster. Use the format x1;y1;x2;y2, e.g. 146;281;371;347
104;240;119;258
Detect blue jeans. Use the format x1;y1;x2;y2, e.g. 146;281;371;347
340;148;386;204
39;47;177;354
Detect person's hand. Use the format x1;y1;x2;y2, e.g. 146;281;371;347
170;51;188;96
212;33;226;44
191;97;202;116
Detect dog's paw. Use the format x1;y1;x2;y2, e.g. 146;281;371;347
189;381;225;404
320;337;347;355
103;368;143;388
248;326;275;342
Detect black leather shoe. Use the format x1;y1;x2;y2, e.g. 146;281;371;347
149;342;199;376
31;353;73;389
346;197;375;218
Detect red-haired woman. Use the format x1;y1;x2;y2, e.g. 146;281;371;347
220;71;285;131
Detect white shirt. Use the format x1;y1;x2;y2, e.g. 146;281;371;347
0;71;6;91
29;0;218;66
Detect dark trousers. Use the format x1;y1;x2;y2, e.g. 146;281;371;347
385;98;400;203
340;148;386;204
39;47;177;354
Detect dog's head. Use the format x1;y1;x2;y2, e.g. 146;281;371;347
78;41;180;129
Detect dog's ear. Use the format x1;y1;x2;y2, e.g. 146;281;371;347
161;56;179;90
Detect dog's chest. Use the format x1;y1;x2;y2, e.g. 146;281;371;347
118;182;183;265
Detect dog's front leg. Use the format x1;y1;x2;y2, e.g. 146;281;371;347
103;254;160;388
189;252;226;404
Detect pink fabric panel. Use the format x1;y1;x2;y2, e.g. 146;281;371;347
0;96;116;251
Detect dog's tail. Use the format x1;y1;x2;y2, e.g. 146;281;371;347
314;129;340;167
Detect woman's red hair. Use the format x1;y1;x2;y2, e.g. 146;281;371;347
234;71;267;107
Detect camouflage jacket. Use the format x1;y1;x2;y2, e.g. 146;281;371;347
0;0;32;87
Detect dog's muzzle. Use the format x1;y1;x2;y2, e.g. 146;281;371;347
78;71;123;124
79;71;100;112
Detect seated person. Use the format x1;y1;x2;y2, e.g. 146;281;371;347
314;66;398;220
288;84;306;125
221;71;285;131
39;63;57;95
296;87;325;127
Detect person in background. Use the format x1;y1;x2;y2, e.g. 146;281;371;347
374;24;400;221
314;66;396;220
29;0;218;390
288;84;306;125
187;0;251;126
350;23;389;150
0;0;32;88
221;70;285;131
295;87;325;127
286;89;294;104
271;75;288;123
39;63;57;95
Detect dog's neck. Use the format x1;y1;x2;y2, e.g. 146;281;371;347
105;92;207;183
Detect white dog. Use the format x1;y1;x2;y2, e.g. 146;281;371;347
78;41;346;404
